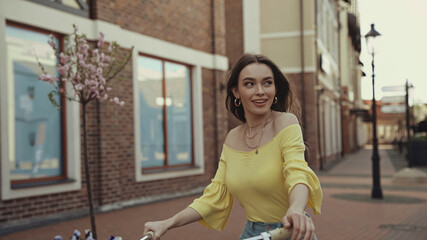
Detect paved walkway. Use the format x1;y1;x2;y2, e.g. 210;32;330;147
314;145;427;240
2;146;427;240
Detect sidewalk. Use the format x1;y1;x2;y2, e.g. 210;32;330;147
2;146;427;240
314;145;427;240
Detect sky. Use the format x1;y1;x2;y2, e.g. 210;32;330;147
358;0;427;104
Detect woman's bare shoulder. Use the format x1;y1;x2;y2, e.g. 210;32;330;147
272;112;300;134
224;125;243;147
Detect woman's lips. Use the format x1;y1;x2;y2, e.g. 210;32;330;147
252;99;268;107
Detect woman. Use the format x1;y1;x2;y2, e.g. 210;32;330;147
143;54;322;240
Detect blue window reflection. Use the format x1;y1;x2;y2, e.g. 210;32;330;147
165;62;192;166
138;56;193;169
138;57;165;168
6;26;63;181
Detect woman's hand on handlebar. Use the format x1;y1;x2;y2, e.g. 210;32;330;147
282;208;315;240
143;219;171;240
143;207;202;239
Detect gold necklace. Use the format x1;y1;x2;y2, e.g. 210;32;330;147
242;112;272;154
243;122;264;139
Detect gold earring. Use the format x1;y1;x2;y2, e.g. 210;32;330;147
234;98;241;107
273;96;278;104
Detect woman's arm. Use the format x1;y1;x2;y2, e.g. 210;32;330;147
282;183;315;240
143;207;202;240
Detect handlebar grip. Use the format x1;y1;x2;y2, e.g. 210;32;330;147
140;231;154;240
269;228;292;240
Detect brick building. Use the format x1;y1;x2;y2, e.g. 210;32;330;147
0;0;233;234
338;0;366;154
241;0;364;169
363;99;406;144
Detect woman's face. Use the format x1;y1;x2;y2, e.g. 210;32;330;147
233;63;276;118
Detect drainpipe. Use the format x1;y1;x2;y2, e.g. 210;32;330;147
337;5;344;158
211;0;220;170
300;0;306;130
314;0;324;170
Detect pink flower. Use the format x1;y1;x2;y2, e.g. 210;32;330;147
103;56;110;63
39;73;59;84
79;60;86;68
59;52;67;64
37;24;132;111
98;32;104;47
88;64;96;73
76;53;84;61
48;35;56;50
75;84;83;90
57;64;69;77
99;76;106;84
96;67;103;75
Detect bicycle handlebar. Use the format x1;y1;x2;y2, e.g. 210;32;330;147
268;227;292;240
139;231;154;240
140;227;291;240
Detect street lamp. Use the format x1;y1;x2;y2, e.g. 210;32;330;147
365;23;383;199
405;79;414;167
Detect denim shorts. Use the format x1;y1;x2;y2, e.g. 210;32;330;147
238;218;318;240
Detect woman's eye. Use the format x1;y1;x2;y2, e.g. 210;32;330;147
264;80;273;85
244;82;254;86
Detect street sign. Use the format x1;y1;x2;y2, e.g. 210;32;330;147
380;105;405;113
381;95;405;103
381;85;405;92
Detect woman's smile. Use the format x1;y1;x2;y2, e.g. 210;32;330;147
252;98;269;107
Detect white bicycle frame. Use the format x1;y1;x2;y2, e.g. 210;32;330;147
242;227;292;240
140;228;292;240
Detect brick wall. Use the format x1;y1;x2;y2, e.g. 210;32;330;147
224;0;244;130
225;0;244;67
286;72;320;169
95;0;215;54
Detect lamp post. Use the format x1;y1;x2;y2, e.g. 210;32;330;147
365;23;383;199
405;79;414;167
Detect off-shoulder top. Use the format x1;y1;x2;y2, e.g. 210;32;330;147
189;124;322;230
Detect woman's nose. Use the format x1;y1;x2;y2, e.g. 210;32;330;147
255;83;265;95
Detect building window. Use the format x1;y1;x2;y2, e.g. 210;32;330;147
1;22;81;200
137;55;193;171
27;0;90;18
5;23;67;186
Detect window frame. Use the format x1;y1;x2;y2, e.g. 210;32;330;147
6;21;69;187
137;53;195;172
27;0;90;18
1;20;81;200
133;49;205;183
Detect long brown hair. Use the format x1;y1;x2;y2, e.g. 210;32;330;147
225;54;301;123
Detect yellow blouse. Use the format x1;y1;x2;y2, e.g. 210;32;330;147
189;124;322;231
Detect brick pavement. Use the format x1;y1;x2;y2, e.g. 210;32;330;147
313;145;427;240
2;146;427;240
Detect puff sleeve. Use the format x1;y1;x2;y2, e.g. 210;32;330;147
281;125;323;215
188;152;233;230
